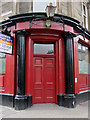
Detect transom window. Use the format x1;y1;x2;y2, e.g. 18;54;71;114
34;43;54;54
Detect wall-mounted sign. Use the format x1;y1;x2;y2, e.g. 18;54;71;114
0;33;13;54
45;20;51;29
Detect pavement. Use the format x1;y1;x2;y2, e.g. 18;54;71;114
0;101;89;119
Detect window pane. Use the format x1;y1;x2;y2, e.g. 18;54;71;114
0;53;6;73
78;43;90;74
78;43;82;50
34;44;54;54
83;4;86;15
84;16;86;28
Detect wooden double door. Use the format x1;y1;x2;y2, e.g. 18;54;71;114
33;57;56;103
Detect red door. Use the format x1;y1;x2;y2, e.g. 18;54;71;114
33;57;55;103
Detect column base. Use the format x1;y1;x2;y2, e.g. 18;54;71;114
57;92;90;108
0;94;14;107
64;94;76;108
15;95;32;110
57;94;76;108
27;95;32;107
15;95;28;110
57;94;64;106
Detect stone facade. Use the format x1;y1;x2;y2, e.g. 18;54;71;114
0;0;33;21
87;2;90;30
56;1;90;30
0;0;90;30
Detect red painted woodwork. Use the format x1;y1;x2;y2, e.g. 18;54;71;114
25;32;64;104
16;21;29;30
31;35;59;41
31;21;73;33
78;74;90;92
0;19;89;103
0;74;5;87
34;54;56;58
33;57;44;103
65;24;73;33
15;21;74;34
0;26;16;95
25;30;61;105
73;35;90;93
44;58;55;103
0;53;15;94
55;41;59;102
58;37;65;94
33;57;55;103
73;37;79;93
25;36;33;95
78;38;90;48
30;29;61;35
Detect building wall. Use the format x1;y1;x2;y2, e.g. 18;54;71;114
0;10;90;109
0;0;33;21
0;0;90;30
87;2;90;30
72;2;82;23
57;1;90;30
19;2;33;14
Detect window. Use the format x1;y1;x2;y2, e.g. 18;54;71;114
0;53;6;73
82;2;88;29
34;43;54;54
78;43;90;74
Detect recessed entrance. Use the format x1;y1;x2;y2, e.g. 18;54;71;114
33;43;56;103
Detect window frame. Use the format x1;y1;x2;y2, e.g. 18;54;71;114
82;2;88;29
34;43;55;55
78;40;90;74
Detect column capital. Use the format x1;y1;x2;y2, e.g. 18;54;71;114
13;29;29;35
63;32;76;39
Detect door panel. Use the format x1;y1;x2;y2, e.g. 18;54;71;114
33;57;55;103
33;58;44;103
44;58;55;103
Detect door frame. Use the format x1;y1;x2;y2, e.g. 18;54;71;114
32;39;59;104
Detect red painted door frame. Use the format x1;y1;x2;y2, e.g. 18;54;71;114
25;29;64;105
32;39;59;104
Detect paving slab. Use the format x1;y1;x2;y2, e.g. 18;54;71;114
0;101;89;119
